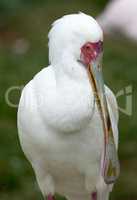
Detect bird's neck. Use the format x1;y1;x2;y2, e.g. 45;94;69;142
52;59;90;87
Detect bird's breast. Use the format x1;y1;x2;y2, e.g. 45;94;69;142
40;83;95;133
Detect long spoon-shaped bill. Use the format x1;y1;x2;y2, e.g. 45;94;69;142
87;62;120;184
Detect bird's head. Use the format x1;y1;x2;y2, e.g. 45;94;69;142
48;13;103;79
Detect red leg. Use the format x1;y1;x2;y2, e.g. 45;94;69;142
47;194;55;200
91;192;97;200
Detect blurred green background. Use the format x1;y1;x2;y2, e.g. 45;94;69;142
0;0;137;200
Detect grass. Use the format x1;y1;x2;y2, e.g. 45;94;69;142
0;1;137;199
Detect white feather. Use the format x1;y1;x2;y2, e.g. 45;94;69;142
18;13;118;200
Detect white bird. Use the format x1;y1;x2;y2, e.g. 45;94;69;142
97;0;137;41
17;13;120;200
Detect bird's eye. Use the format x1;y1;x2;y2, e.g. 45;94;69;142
85;44;93;52
86;45;91;50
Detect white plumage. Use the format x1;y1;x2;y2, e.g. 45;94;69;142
17;13;119;200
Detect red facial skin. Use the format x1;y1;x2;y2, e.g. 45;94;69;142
81;41;103;65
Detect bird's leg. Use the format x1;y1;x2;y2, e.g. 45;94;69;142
46;194;55;200
91;191;97;200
